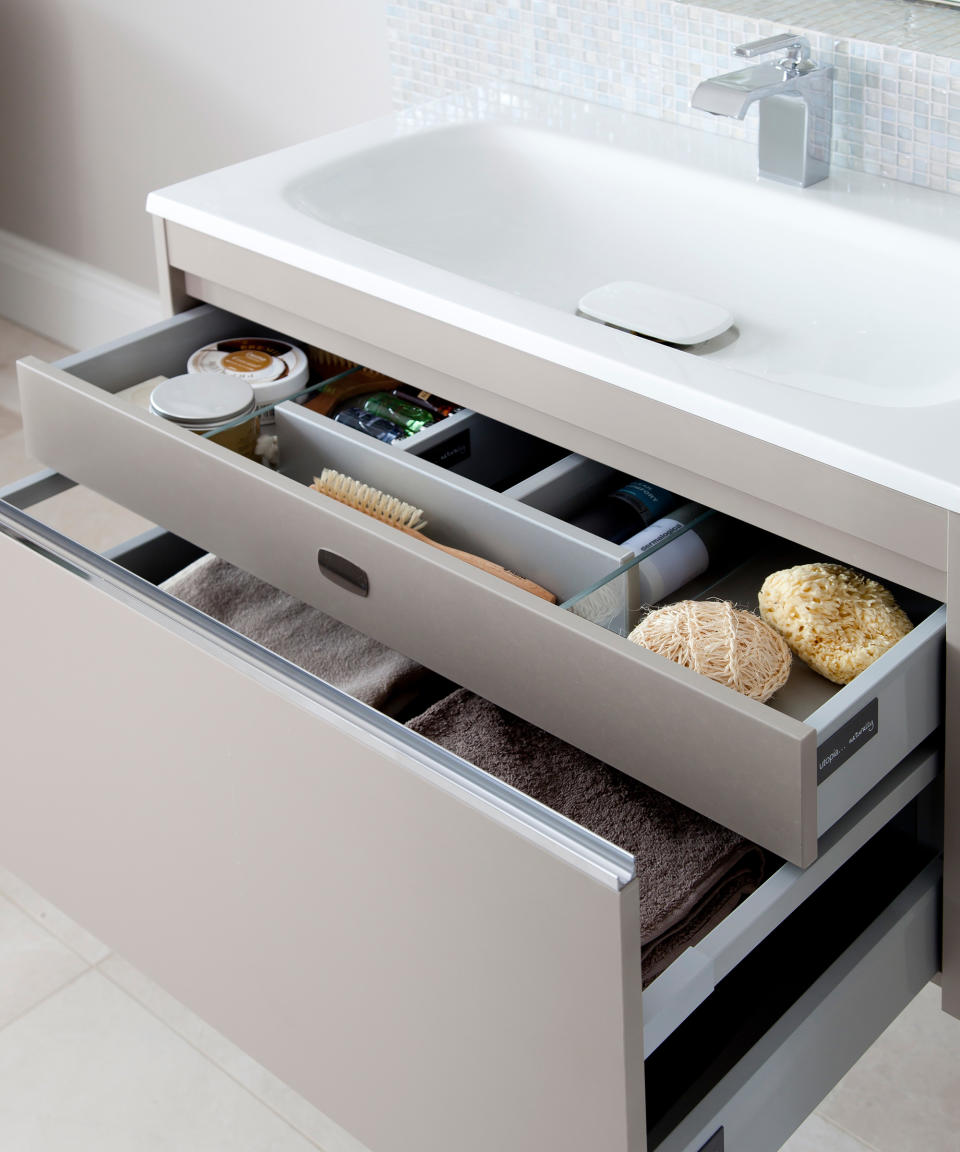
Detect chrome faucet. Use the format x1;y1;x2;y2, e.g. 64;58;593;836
691;33;834;187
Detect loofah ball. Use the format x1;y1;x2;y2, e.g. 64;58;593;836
758;562;912;685
628;600;792;702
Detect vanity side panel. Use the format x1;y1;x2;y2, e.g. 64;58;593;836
152;216;195;317
943;512;960;1018
0;531;645;1152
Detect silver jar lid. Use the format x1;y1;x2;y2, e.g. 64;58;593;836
149;373;256;430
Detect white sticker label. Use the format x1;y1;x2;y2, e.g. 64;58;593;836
622;517;710;604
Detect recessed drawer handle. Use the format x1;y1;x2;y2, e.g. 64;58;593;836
317;549;370;597
698;1129;724;1152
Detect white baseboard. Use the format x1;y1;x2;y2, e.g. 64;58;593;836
0;228;162;350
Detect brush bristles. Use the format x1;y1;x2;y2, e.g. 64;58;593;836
312;468;427;532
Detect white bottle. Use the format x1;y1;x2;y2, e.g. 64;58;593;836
621;502;721;604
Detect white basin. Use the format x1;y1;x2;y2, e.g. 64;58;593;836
284;115;955;409
147;84;960;508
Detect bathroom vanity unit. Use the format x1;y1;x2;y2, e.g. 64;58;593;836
5;86;957;1152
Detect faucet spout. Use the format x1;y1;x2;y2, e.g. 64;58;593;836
691;62;803;120
691;33;834;187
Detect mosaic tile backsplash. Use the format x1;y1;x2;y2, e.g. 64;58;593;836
387;0;960;194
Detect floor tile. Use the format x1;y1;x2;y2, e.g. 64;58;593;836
27;484;154;555
0;321;71;413
780;1112;877;1151
0;404;19;439
0;971;320;1151
0;431;154;553
0;895;87;1030
0;865;110;966
818;982;960;1152
100;953;371;1152
0;426;41;489
0;365;19;414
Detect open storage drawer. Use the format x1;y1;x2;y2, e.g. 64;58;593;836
16;304;946;867
0;490;942;1152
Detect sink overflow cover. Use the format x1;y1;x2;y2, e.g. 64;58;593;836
578;281;734;346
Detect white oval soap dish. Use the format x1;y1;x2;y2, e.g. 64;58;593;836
578;281;734;346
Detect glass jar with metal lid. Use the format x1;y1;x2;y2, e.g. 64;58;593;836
149;373;260;458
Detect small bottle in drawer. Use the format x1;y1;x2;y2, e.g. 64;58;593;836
566;475;683;543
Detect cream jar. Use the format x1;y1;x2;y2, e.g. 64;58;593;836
187;337;309;422
150;373;260;458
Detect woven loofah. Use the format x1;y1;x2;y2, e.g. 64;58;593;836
628;600;792;703
758;562;913;685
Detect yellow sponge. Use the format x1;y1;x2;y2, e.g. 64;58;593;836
758;562;912;685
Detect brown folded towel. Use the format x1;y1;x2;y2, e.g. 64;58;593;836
407;689;771;985
161;555;445;719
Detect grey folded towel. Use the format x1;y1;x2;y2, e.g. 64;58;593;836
162;555;769;983
161;555;444;718
407;689;771;985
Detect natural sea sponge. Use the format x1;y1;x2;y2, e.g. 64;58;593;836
628;599;792;703
758;562;913;685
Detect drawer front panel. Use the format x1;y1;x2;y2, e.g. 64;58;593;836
0;513;644;1152
812;607;945;835
17;313;822;865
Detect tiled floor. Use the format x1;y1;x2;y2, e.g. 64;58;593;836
2;315;960;1150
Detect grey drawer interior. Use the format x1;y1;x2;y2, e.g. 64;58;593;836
15;302;945;868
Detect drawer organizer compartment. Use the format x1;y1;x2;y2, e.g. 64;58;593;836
16;303;945;867
276;404;625;611
399;407;567;492
503;450;629;517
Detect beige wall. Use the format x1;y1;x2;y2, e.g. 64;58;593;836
0;0;391;291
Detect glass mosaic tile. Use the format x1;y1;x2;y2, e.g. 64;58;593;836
388;0;960;193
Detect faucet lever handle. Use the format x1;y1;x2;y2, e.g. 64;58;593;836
734;33;812;72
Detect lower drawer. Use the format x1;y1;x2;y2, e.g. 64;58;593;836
0;493;944;1152
0;497;642;1152
15;304;946;867
649;852;940;1152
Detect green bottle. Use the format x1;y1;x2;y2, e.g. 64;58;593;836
363;392;434;435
